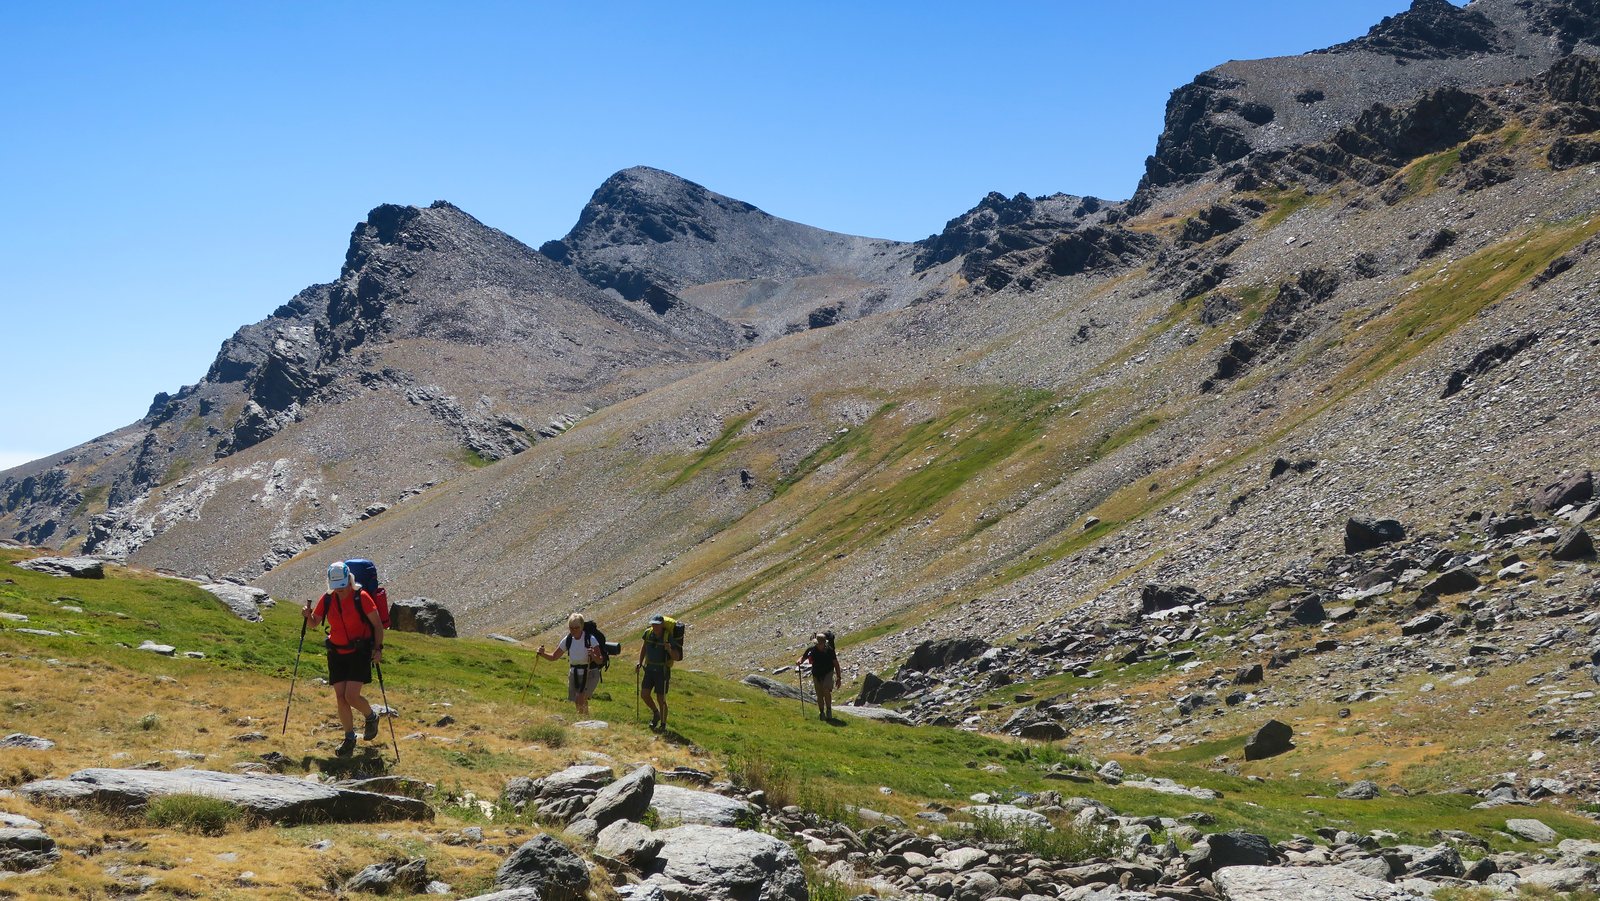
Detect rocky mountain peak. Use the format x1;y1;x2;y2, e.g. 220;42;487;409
539;166;902;311
1324;0;1501;60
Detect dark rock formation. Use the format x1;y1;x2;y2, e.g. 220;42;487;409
1324;0;1500;60
1141;584;1207;614
901;637;991;674
1444;333;1541;398
1244;720;1294;760
388;598;458;638
1533;470;1594;512
1553;526;1596;560
1344;518;1407;554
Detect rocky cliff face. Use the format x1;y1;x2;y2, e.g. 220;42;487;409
1133;0;1600;207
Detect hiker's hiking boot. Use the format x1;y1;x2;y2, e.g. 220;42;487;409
335;733;357;758
363;712;380;741
649;714;660;731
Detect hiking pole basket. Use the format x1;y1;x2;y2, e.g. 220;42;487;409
282;617;308;736
374;661;400;764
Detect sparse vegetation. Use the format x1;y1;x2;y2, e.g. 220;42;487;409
962;810;1128;862
145;794;244;835
517;721;569;747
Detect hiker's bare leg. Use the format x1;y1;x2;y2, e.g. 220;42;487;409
332;682;354;732
640;685;660;720
575;696;590;716
655;690;669;725
341;681;373;718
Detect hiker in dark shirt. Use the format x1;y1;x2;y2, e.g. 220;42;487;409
798;632;842;721
302;561;385;757
636;614;681;731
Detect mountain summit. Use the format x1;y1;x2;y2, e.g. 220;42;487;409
542;167;925;339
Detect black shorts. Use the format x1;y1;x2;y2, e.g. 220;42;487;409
327;648;372;685
641;666;670;694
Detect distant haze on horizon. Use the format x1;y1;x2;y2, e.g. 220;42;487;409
0;1;1451;465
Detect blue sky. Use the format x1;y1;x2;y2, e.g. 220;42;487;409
0;1;1436;469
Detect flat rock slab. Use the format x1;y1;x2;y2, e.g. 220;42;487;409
1215;864;1427;900
645;824;806;901
741;673;805;701
0;733;55;750
1121;777;1222;800
834;705;913;725
1506;817;1559;843
19;768;432;824
12;556;105;578
961;804;1051;830
199;582;272;622
649;784;757;827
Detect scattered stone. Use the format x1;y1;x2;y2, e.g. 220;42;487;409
1191;832;1277;875
495;834;590;900
1141;584;1207;615
961;804;1052;829
595;819;663;873
346;857;430;894
1533;471;1594;513
137;641;177;656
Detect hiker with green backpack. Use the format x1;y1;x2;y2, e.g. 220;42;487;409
636;613;683;731
302;562;386;757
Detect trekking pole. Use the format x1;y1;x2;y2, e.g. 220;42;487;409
374;662;400;765
796;667;805;719
520;651;538;705
634;666;640;724
281;617;308;736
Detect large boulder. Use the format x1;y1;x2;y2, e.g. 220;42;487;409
1190;832;1277;875
645;824;807;901
1533;470;1594;512
1553;527;1595;561
856;672;907;705
900;637;991;674
595;819;663;874
1423;568;1480;595
580;765;655;830
18;768;432;824
388;597;457;637
1140;584;1206;615
1344;518;1405;554
12;556;104;578
199;582;273;622
0;827;58;873
1214;864;1425;899
650;784;758;827
495;834;590;900
1243;720;1293;760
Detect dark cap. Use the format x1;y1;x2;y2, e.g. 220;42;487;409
649;614;665;625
